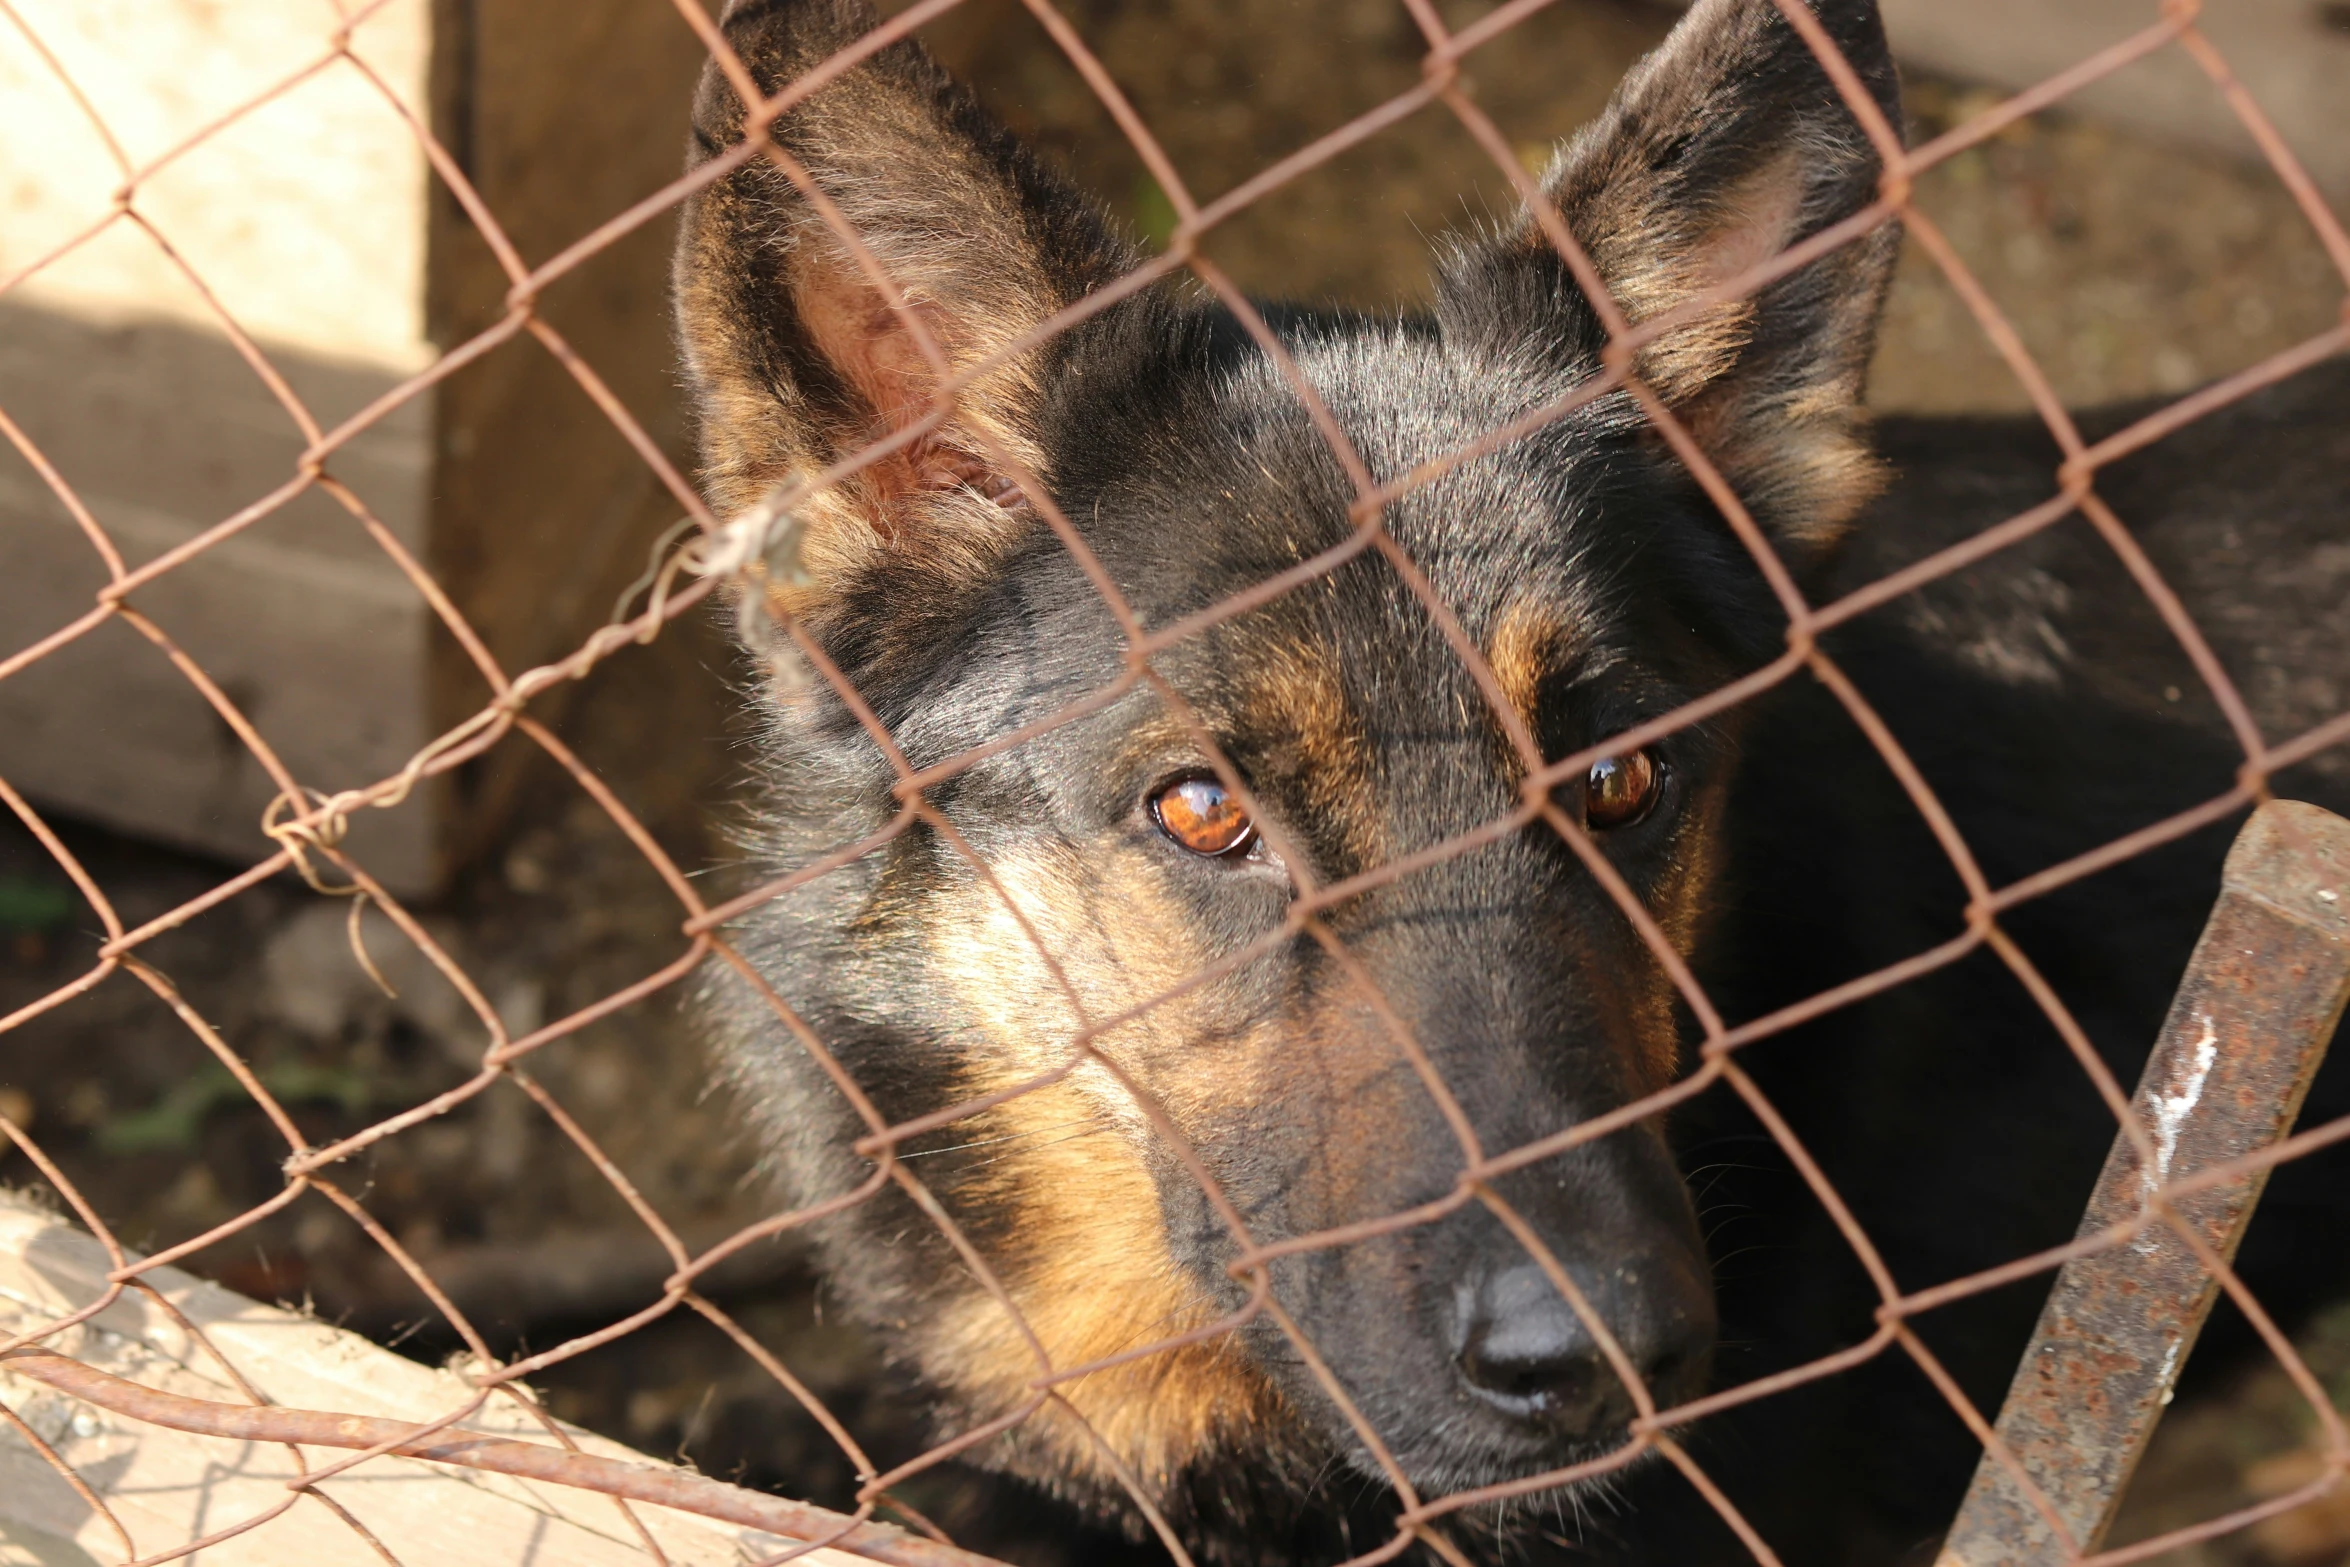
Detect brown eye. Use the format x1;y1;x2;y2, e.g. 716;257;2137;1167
1584;750;1662;830
1151;775;1255;857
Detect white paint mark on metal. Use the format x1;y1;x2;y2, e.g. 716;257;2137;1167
2153;1336;2184;1399
2151;1015;2220;1187
2134;1015;2220;1254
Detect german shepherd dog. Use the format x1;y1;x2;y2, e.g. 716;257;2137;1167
673;0;2350;1558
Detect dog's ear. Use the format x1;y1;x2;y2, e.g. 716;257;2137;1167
673;0;1132;611
1439;0;1901;565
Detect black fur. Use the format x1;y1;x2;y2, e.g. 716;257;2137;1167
1657;364;2350;1564
672;0;2350;1560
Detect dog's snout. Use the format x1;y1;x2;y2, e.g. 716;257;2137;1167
1452;1262;1709;1439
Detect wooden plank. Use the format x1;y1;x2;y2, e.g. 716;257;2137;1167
0;1194;867;1566
0;0;707;891
0;0;443;890
0;303;437;887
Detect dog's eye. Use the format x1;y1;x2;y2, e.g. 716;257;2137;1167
1151;775;1255;857
1584;750;1663;830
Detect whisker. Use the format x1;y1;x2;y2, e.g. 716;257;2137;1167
950;1123;1114;1171
896;1116;1106;1159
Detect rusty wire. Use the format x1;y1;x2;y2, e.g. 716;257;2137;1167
0;0;2347;1563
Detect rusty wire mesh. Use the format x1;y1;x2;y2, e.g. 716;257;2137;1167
2;0;2348;1563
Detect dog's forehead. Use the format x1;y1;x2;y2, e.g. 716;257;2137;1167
1223;327;1631;609
1201;329;1629;678
1054;329;1640;802
922;321;1647;779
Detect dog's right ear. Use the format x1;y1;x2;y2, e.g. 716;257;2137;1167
673;0;1131;618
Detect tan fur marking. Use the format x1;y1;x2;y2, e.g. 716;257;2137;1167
922;844;1289;1488
1685;357;1887;547
1486;597;1582;762
1241;639;1384;869
1484;597;1702;1089
931;1081;1282;1487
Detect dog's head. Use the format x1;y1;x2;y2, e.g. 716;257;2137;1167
677;0;1898;1522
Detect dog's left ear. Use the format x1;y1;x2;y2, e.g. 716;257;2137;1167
1439;0;1901;566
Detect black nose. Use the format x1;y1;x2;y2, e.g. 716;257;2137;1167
1453;1263;1706;1437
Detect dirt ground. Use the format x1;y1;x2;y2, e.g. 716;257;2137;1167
3;0;2347;1561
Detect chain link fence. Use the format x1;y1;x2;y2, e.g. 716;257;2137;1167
2;0;2348;1562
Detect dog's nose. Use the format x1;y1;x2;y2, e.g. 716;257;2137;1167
1452;1263;1703;1437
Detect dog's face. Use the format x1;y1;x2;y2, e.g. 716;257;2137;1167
678;0;1898;1520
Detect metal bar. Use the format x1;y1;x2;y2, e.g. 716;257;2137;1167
1937;799;2350;1566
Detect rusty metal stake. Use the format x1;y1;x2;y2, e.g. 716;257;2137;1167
1937;799;2350;1566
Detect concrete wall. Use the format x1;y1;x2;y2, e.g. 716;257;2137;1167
1883;0;2350;199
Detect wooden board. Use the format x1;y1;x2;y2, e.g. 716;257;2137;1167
0;1194;865;1567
